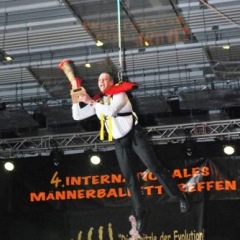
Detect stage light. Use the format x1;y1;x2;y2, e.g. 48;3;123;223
50;148;64;166
3;161;14;171
0;51;13;61
89;154;101;165
4;55;13;61
222;44;230;50
183;139;195;157
96;40;103;47
186;147;193;157
144;40;149;46
85;62;91;68
223;145;235;155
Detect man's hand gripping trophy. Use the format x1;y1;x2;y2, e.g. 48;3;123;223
59;59;85;104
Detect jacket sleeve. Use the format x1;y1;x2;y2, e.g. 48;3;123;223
72;103;95;121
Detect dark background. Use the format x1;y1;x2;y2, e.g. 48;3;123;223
1;145;240;240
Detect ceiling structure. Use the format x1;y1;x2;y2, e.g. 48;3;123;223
0;0;240;157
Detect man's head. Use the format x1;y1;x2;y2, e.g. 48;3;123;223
98;72;114;93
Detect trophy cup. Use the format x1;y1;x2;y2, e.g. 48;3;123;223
58;59;82;92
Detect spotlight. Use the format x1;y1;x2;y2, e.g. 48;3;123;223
50;148;64;166
0;51;13;61
96;40;103;47
4;55;13;61
183;139;195;157
222;44;230;50
144;40;149;46
89;154;101;165
85;62;91;68
223;145;235;155
3;161;14;171
186;147;193;157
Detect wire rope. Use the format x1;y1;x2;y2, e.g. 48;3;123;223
117;0;123;82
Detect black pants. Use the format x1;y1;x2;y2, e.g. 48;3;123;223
115;124;182;217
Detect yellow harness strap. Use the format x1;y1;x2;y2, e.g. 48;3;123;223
100;113;105;140
108;116;113;141
99;96;113;141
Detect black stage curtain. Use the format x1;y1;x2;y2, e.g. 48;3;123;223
1;146;240;239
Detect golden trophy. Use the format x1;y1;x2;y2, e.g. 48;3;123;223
59;59;82;92
59;59;84;103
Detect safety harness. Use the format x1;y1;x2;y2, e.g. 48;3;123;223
99;95;133;142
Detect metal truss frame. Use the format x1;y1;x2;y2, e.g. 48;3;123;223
1;118;240;158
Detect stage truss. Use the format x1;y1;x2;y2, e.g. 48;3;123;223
1;119;240;158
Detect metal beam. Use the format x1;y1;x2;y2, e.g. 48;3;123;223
0;1;62;14
1;118;240;158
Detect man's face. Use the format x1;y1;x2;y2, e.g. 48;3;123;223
98;73;114;93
